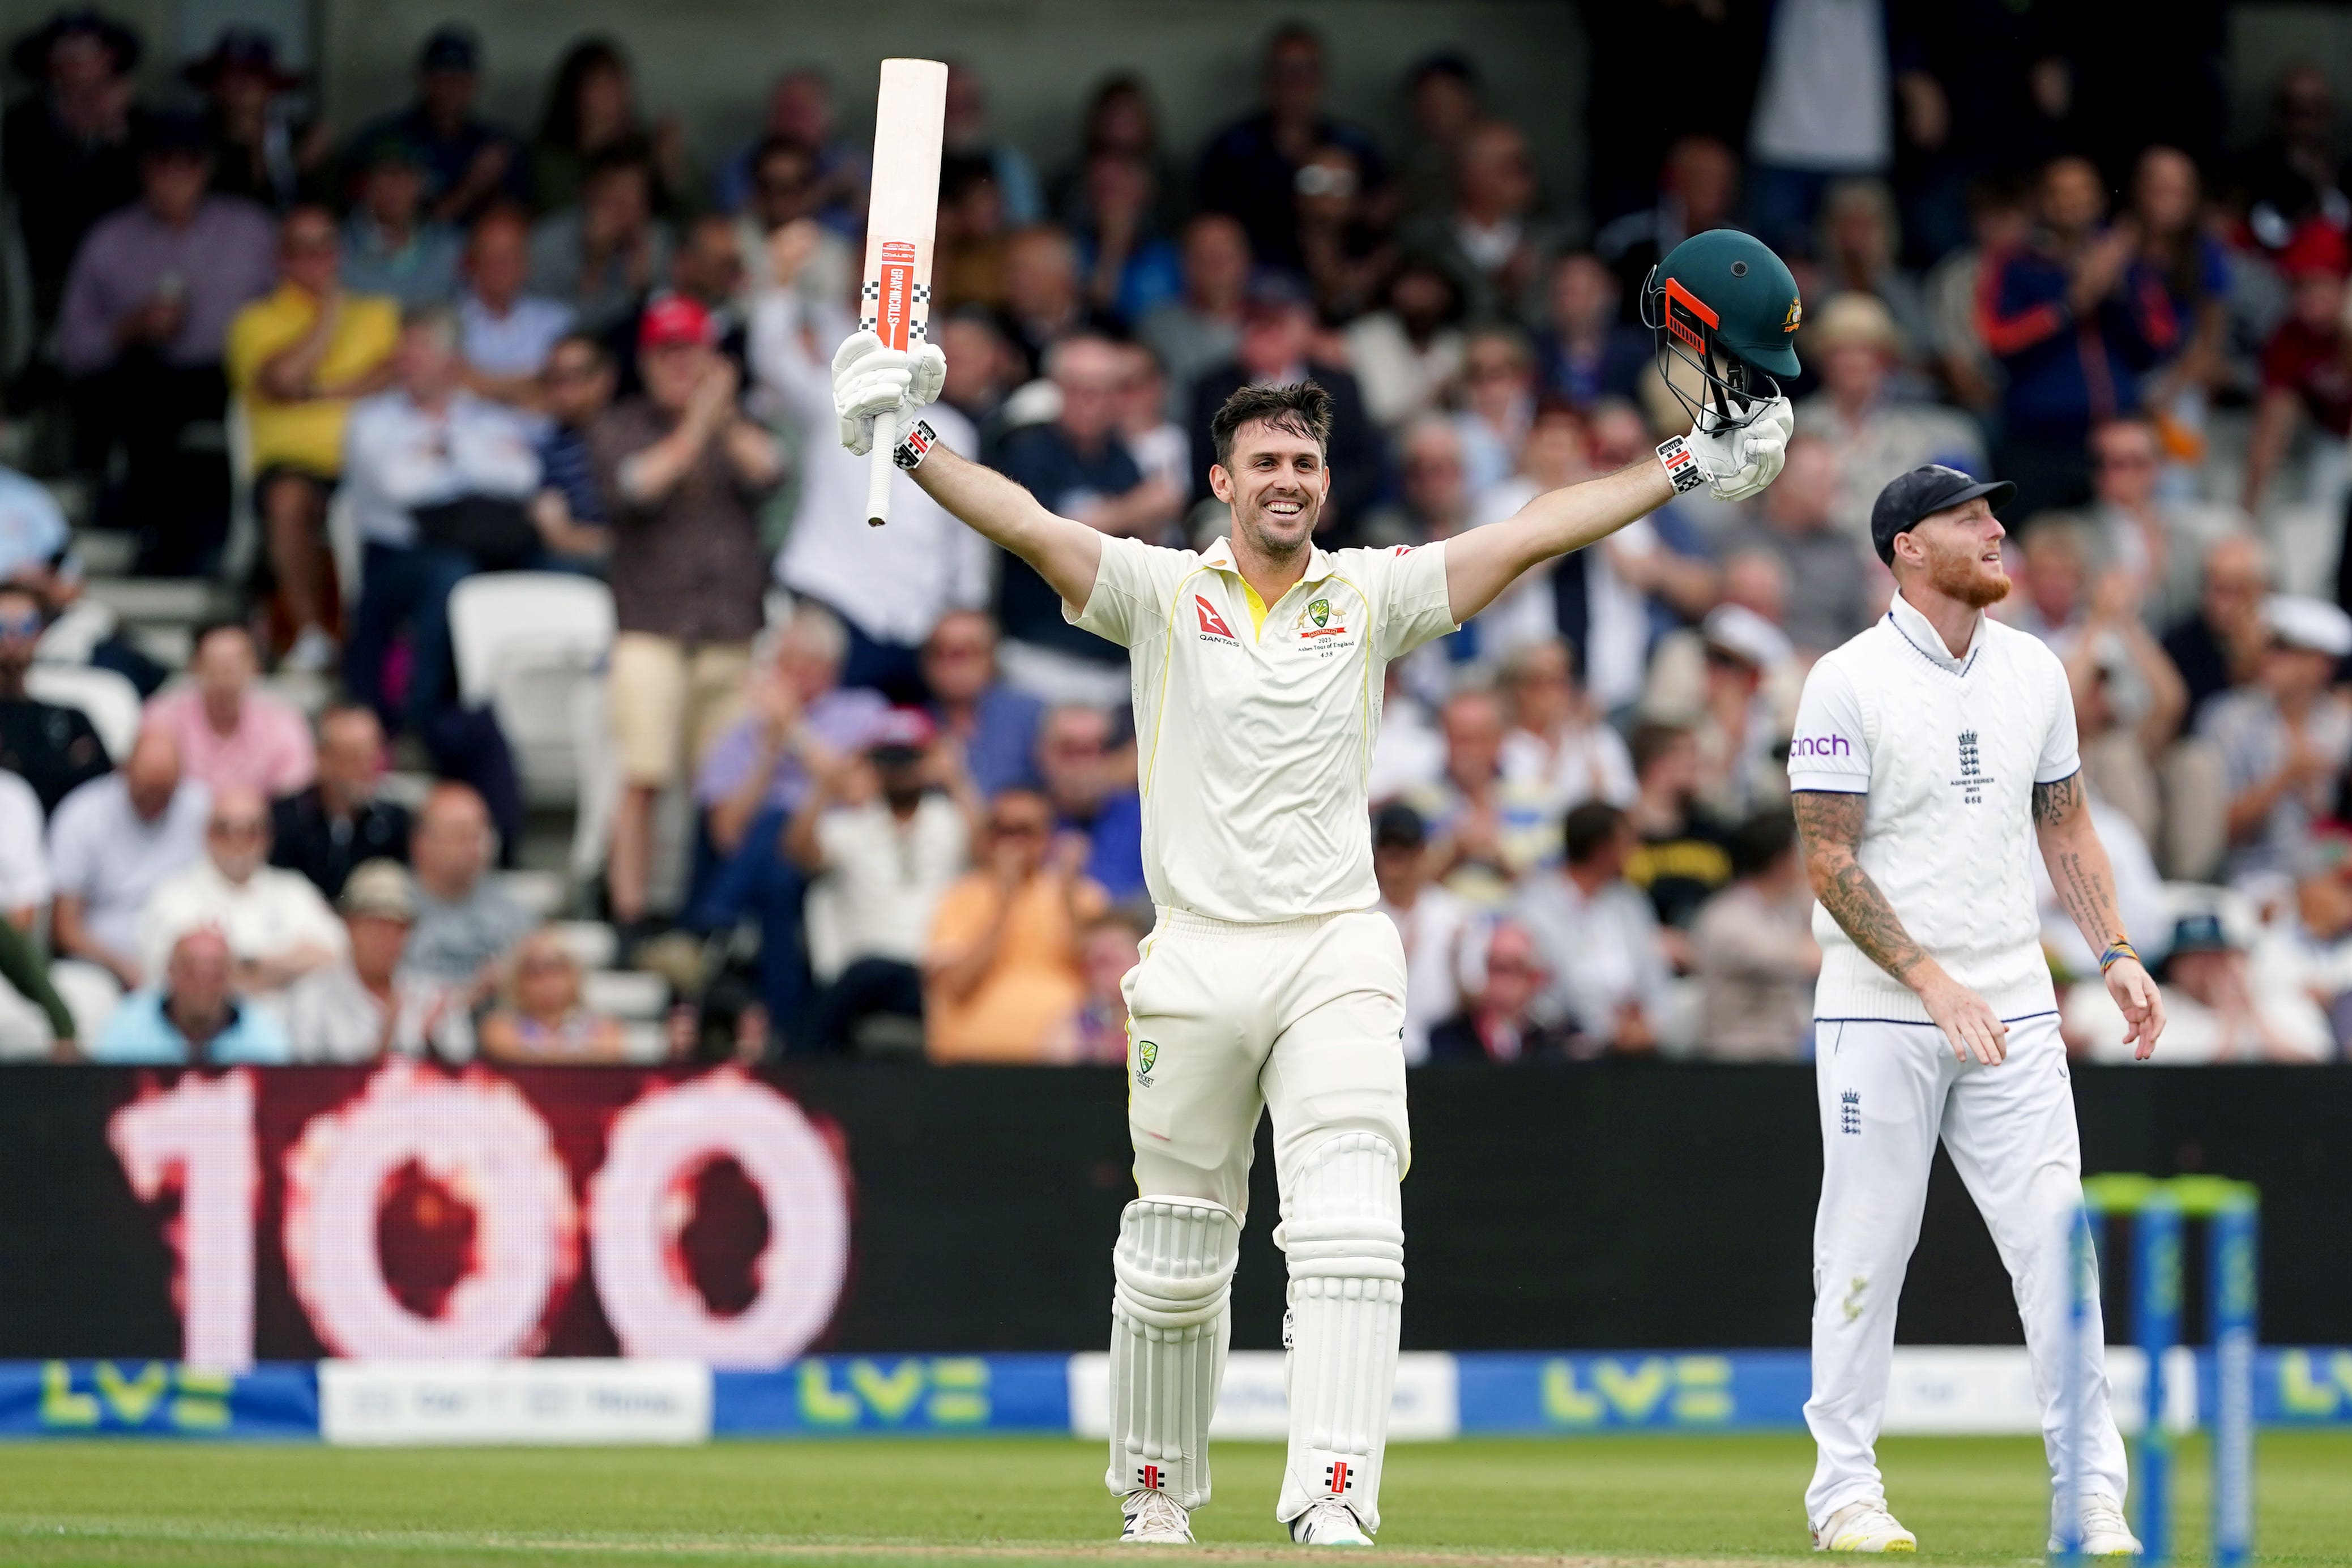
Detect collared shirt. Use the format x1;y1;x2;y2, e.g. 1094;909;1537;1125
269;788;412;901
90;992;291;1065
1787;589;2079;1025
137;856;348;982
339;216;463;309
587;397;778;643
2199;687;2352;879
341;387;543;548
227;284;402;476
0;464;72;583
1511;869;1671;1044
48;776;210;959
140;686;317;797
280;960;473;1063
459;289;576;379
403;879;535;982
1068;533;1458;923
933;683;1044;800
809;794;970;967
57;195;278;375
0;697;110;814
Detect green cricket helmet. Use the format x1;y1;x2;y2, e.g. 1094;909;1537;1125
1640;229;1802;431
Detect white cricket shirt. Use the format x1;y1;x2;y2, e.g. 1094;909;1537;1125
1069;533;1458;923
1786;590;2079;1026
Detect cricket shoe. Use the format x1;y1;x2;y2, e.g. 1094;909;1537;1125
1119;1489;1192;1545
2049;1494;2142;1557
1812;1501;1917;1552
1289;1499;1373;1546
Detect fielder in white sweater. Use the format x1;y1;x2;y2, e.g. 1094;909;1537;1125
1786;467;2166;1557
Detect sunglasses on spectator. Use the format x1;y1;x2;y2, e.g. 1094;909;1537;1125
0;612;42;639
991;816;1048;838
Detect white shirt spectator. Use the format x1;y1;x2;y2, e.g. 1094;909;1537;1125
280;962;473;1063
0;770;51;914
0;465;74;584
458;289;575;379
340;387;544;549
809;795;970;968
1344;313;1464;431
48;775;210;961
1510;868;1671;1040
2034;792;2174;976
138;857;348;984
1748;0;1890;171
1500;722;1637;814
1380;883;1471;1063
1472;475;1657;711
1369;683;1446;802
752;290;992;647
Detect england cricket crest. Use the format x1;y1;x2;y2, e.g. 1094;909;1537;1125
1309;597;1330;627
1136;1039;1158;1086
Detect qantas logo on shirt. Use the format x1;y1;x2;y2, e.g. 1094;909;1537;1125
1194;595;1239;644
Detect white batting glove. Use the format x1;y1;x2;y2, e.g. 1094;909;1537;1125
1685;394;1794;501
830;330;946;456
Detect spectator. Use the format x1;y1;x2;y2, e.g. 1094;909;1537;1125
89;926;291;1065
1594;135;1741;315
1450;324;1535;499
1052;75;1185;243
1721;434;1877;655
1072;149;1183;328
1372;801;1470;1063
1530;252;1649;413
1884;1;2072;264
1922;177;2030;415
936;307;1020;439
1138;214;1249;420
604;212;749;397
185;25;325;213
225;204;400;672
477;927;629;1063
1362;417;1474;549
527;331;617;549
1426;916;1580;1061
1496;639;1636;816
2128;147;2231;440
48;729;207;991
1814;179;1932;362
1691;808;1819;1059
1292;141;1390;324
2070;578;2200;865
138;784;344;996
750;277;988;699
1638;548;1805;731
531;37;688;217
402;781;532;985
339;303;543;734
1392;52;1482;226
1409;686;1559;896
2230;63;2347;255
0;583;110;811
2005;519;2093;650
270;704;412;901
994;335;1181;704
281;858;469;1062
1187;274;1381;535
1347;261;1467;434
1401;118;1556;326
922;787;1107;1062
1511;801;1668;1051
2240;221;2349;527
1690;605;1796;822
2034;783;2174;984
1059;908;1147;1065
1743;0;1891;251
0;767;49;928
1620;721;1734;946
343;25;526;227
456;206;576;404
340;138;462;309
2065;909;2329;1063
1114;341;1189;498
58;110;274;572
784;710;976;1053
141;619;315;797
2164;535;2272;721
712;68;866;233
1194;23;1385;271
943;62;1044;227
1036;704;1146;903
732;137;854;306
0;441;75;601
1796;292;1984;550
996;225;1119;383
590;294;783;932
924;612;1044;800
529;143;673;336
3;7;144;329
2255;837;2352;1053
2085;416;2244;631
1979;155;2179;519
2202;595;2352;881
931;153;1011;314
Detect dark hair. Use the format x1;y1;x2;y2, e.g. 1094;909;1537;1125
1562;801;1627;866
1210;381;1333;469
1728;809;1799;879
1628;721;1691;777
751;134;814;178
190;616;254;659
539;37;635;152
1081;74;1159;157
582;136;655;186
549;330;613;370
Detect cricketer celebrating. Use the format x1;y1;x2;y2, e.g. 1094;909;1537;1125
835;232;1797;1546
1788;467;2167;1555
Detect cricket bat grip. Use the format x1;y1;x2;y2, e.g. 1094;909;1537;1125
865;407;898;527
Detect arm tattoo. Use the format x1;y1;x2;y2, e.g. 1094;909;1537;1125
1791;791;1930;985
2033;771;2127;947
2030;771;2084;828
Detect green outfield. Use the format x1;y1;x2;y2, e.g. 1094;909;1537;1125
2;1433;2346;1567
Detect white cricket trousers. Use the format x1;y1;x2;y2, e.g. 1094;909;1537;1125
1119;907;1410;1529
1804;1013;2129;1530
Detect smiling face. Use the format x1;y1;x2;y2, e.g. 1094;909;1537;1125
1897;497;2011;609
1211;416;1328;559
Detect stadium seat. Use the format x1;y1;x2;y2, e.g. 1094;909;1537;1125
25;663;142;762
584;968;668;1021
495;870;566;922
447;574;614;806
549;920;619;971
49;960;122;1048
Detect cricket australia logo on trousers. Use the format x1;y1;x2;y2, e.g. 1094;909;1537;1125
1135;1039;1158;1087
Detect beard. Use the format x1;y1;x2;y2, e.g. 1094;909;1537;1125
1237;492;1320;557
1924;539;2011;609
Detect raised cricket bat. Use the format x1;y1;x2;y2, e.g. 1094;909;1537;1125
860;57;949;527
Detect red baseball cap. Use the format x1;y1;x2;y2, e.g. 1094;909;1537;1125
2278;220;2350;281
638;294;716;351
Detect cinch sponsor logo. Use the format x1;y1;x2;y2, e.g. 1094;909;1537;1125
1790;734;1852;759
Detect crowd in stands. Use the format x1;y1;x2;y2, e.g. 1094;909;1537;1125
0;7;2348;1067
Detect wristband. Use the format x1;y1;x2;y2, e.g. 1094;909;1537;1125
2098;939;2140;974
1655;433;1706;495
893;417;938;471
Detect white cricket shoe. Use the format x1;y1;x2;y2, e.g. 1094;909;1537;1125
1119;1490;1192;1545
1288;1499;1373;1546
1812;1501;1918;1552
2049;1494;2142;1557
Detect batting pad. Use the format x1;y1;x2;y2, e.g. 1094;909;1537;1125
1277;1131;1405;1532
1105;1196;1240;1510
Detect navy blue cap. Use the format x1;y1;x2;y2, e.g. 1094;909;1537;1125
417;24;477;72
1869;465;2017;566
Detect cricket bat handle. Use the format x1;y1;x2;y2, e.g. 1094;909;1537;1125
865;405;898;527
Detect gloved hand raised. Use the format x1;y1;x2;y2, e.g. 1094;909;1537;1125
830;330;946;456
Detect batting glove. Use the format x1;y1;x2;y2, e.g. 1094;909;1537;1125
1685;394;1794;502
830;330;947;455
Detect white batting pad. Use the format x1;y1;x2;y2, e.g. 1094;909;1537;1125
1104;1196;1240;1510
1277;1131;1405;1532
